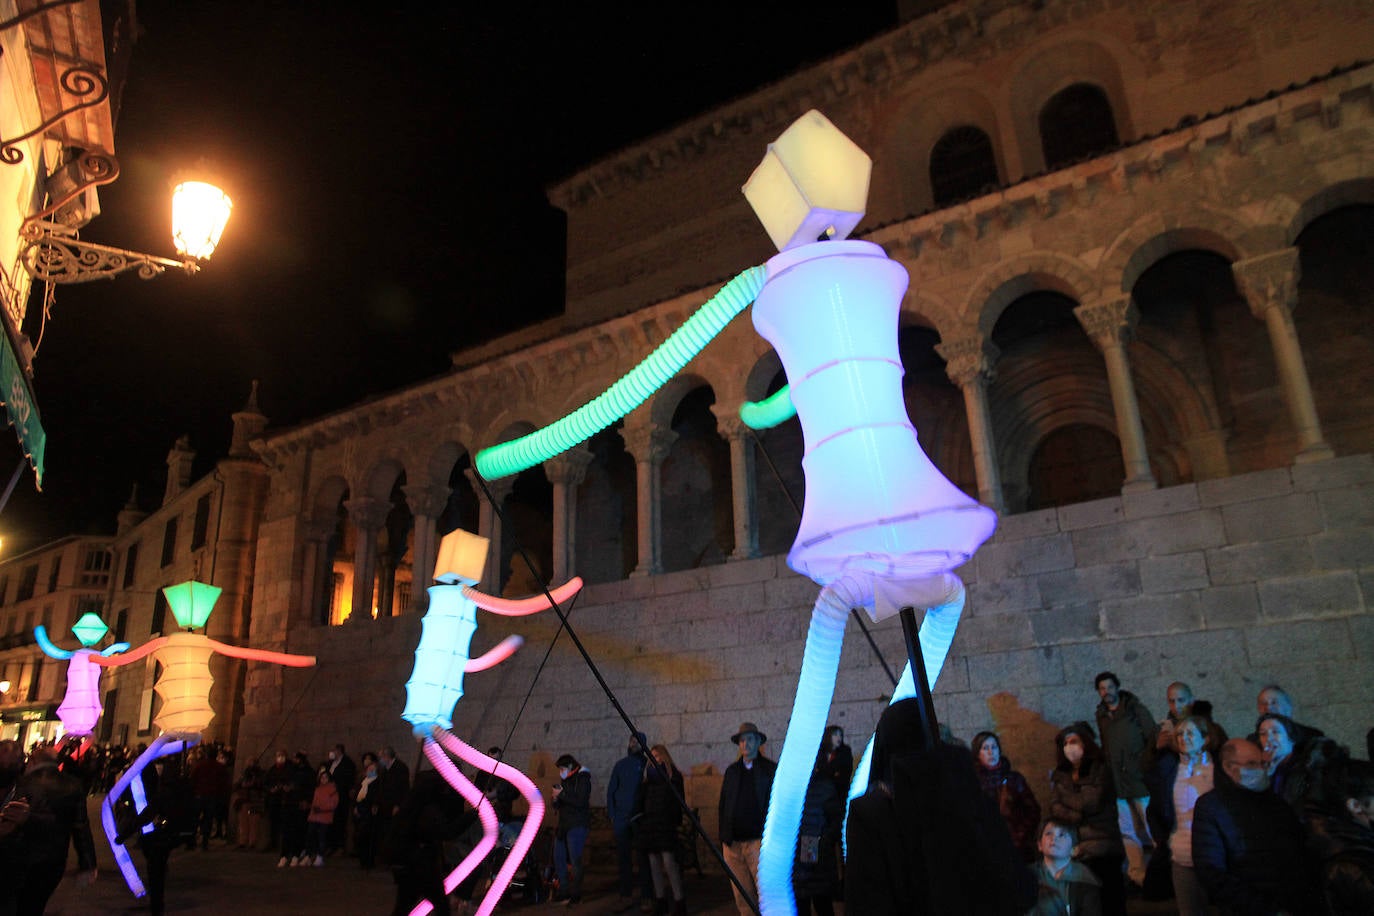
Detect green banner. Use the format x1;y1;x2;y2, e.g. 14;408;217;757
0;328;44;488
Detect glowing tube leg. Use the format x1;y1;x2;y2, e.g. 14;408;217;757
846;585;966;812
757;581;857;916
410;736;500;916
435;728;546;916
102;733;198;897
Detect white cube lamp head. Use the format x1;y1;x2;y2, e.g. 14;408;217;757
742;110;871;252
434;529;490;586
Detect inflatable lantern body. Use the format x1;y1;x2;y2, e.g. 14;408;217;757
93;580;316;898
402;529;582;916
34;613;130;737
740;112;997;915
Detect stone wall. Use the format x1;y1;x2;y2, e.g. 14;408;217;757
237;454;1373;817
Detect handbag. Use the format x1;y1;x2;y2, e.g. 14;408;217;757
797;834;821;865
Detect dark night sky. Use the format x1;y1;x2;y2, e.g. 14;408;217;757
2;1;896;552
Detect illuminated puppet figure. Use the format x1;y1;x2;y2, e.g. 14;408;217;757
34;612;131;741
92;580;316;898
402;528;582;916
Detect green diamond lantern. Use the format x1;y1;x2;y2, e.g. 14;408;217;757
71;612;109;647
163;580;222;630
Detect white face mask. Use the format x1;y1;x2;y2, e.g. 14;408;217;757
559;768;570;780
1063;743;1084;765
1236;766;1270;792
328;752;337;761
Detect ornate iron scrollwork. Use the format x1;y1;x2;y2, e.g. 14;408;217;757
20;148;119;235
0;0;81;36
1;63;110;165
22;231;197;284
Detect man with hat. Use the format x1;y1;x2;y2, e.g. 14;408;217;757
718;722;776;915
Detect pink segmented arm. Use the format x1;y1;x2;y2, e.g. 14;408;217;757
462;577;583;616
210;641;317;666
90;637;167;667
465;636;524;672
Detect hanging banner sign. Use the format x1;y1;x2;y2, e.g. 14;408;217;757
0;327;44;488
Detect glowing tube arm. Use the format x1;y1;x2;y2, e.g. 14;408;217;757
463;576;583;616
412;735;499;916
101;642;132;657
466;636;523;673
740;385;797;430
758;576;864;916
33;625;73;660
91;637;168;667
102;733;199;897
206;641;317;666
474;267;765;480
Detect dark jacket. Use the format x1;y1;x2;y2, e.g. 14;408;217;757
1306;809;1374;916
1192;776;1315;915
1096;690;1156;799
1029;859;1103;916
554;767;592;834
718;755;777;845
976;756;1042;862
634;764;684;853
823;742;853;800
371;757;411;816
1049;758;1123;861
792;771;842;900
7;761;98;871
607;744;646;832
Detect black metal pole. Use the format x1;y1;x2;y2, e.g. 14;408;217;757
898;606;940;749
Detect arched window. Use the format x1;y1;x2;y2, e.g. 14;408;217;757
929;125;999;207
1039;83;1119;171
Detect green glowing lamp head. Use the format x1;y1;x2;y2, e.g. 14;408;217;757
163;580;222;630
71;612;109;647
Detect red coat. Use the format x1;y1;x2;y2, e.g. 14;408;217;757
308;782;339;825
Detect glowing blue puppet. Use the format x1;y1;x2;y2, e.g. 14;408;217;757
402;528;583;916
471;111;997;915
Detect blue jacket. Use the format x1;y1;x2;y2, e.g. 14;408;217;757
606;751;645;831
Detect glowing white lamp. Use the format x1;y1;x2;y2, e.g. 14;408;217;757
171;181;233;260
742;110;871;251
434;528;489;585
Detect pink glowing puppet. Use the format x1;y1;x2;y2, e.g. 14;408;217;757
91;580;316;898
34;612;130;747
401;528;582;916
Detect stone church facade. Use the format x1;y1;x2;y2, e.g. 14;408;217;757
237;0;1374;810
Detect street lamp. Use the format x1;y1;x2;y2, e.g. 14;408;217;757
20;177;232;284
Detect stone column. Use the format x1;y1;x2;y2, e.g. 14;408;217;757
621;424;677;578
712;408;760;561
1074;296;1158;492
543;447;594;583
465;470;513;590
404;484;450;612
937;334;1005;513
300;517;337;626
1232;248;1333;463
343;497;388;624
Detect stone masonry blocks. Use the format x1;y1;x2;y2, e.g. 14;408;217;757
1029;604;1102;645
993;507;1060;542
1291;453;1374;491
1197;467;1293;506
968;575;1043;615
966;646;1066;692
1206;538;1314;586
1318;484;1374;530
1257;571;1363;620
1071;510;1227;566
1310;530;1374;571
1244;618;1355;666
1057;496;1124;531
1121;483;1200;520
1140;553;1209;593
1199;583;1261;628
1037;561;1142;606
1221;493;1324;543
976;533;1075;580
1101;591;1203;638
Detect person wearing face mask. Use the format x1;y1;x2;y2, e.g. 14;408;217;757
1049;722;1126;916
1192;738;1313;915
552;753;592;905
263;749;294;855
971;730;1041;862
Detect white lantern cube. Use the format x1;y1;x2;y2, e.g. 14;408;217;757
434;529;490;585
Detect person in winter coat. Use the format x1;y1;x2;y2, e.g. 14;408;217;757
1307;758;1374;916
793;745;843;916
1049;722;1126;916
383;768;472;916
821;725;853;800
277;751;314;867
354;752;380;869
636;744;687;915
232;761;266;850
1029;818;1102;916
607;731;652;907
552;753;592;905
304;768;340;866
134;755;197;916
1093;671;1157;887
971;731;1042;862
845;698;1035;916
1146;715;1216;916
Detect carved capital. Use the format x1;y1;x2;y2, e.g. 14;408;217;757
710;404;755;443
543;446;594;487
621;425;677;465
403;484;450;520
936;335;999;388
1232;248;1301;319
343;497;389;532
465;468;513;505
1074;295;1139;351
